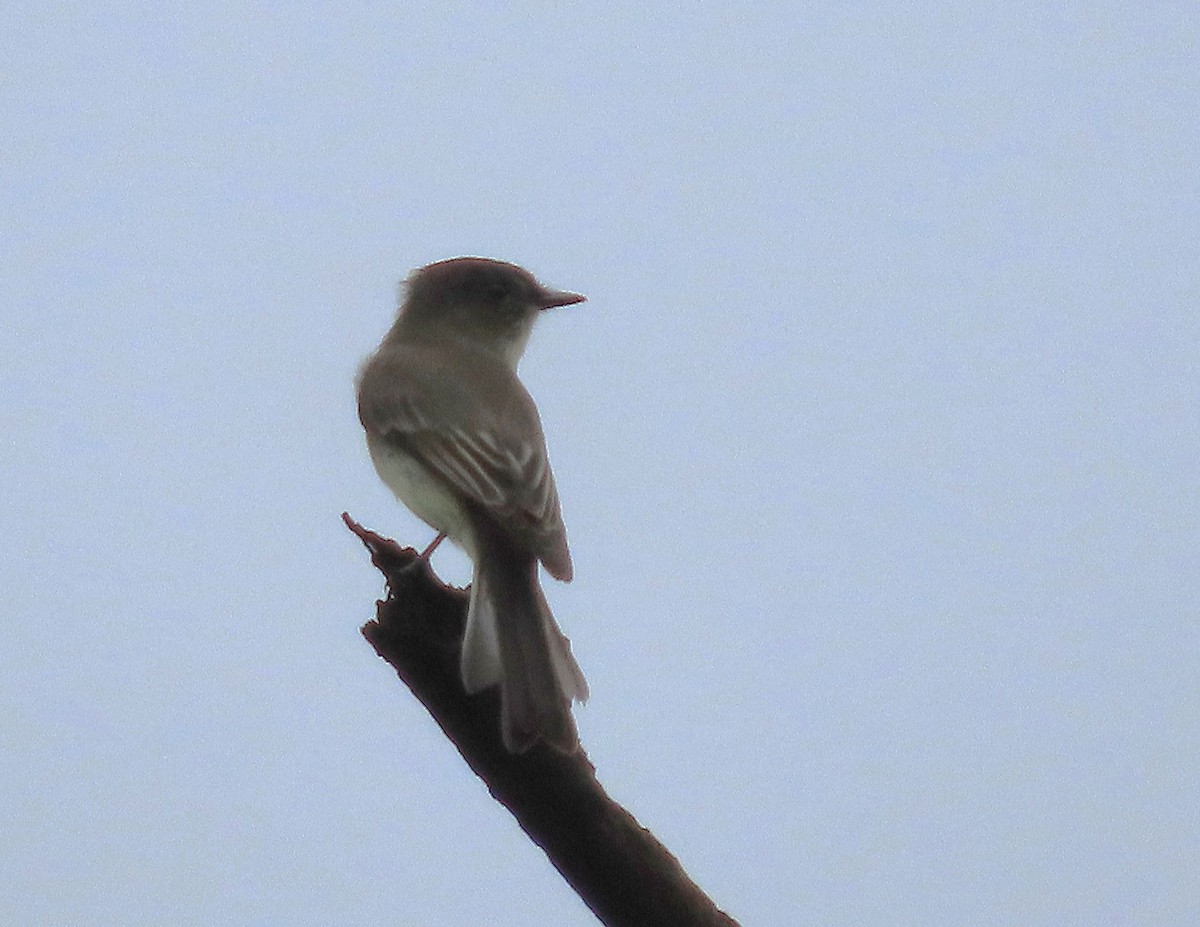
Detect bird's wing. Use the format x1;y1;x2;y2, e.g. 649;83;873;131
359;348;572;580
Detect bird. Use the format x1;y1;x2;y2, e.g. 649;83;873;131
357;257;588;753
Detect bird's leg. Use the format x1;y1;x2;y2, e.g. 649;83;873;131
417;532;447;562
396;531;446;576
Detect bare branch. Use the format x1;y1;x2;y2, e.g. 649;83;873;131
343;513;741;927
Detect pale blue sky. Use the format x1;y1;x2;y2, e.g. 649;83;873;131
3;3;1198;925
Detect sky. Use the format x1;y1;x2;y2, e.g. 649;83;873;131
2;3;1198;925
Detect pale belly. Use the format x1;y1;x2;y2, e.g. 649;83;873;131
366;433;476;557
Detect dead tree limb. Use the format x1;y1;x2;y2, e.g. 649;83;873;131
343;513;740;927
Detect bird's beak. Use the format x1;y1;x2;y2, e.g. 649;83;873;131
537;288;587;310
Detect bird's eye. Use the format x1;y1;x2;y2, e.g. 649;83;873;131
484;283;507;303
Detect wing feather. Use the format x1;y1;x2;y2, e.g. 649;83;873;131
359;346;571;578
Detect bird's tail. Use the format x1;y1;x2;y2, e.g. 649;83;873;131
461;541;587;753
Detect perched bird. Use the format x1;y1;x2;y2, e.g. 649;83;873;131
357;257;588;752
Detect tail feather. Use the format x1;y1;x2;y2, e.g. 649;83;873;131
461;570;501;694
460;543;586;753
535;583;589;704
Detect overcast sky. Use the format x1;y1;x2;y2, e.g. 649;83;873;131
3;3;1198;925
